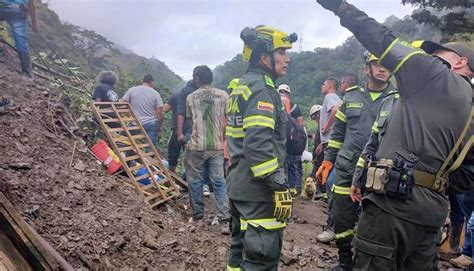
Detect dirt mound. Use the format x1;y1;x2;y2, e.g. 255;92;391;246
0;54;341;269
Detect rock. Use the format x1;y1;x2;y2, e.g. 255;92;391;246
299;259;307;267
165;239;178;248
282;240;293;251
73;160;87;171
281;249;297;265
178;227;186;233
9;162;32;170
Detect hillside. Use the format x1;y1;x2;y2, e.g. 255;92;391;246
27;1;183;94
0;52;348;269
213;16;442;114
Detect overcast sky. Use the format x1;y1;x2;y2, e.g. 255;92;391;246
47;0;414;79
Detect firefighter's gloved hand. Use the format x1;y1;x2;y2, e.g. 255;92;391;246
274;190;292;222
316;0;344;13
264;168;288;191
316;160;333;185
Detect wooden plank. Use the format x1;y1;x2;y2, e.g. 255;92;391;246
124;155;140;162
139;183;155;191
0;193;73;270
145;193;161;202
115;109;133;113
102;118;120;123
117;146;134;152
109;127;125;133
129;164;143;172
130;134;146;140
91;101;181;208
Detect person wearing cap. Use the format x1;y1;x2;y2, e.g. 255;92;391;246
316;0;473;270
226;25;297;270
316;52;395;269
278;83;305;196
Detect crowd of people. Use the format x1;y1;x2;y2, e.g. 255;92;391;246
94;1;472;270
1;0;473;270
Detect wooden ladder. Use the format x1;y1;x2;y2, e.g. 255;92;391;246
91;101;180;208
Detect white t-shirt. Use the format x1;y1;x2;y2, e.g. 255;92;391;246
319;93;341;143
123;85;163;125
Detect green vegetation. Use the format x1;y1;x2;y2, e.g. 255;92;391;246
402;0;473;40
28;1;184;94
213;16;441;131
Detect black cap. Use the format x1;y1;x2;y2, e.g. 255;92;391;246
421;41;474;71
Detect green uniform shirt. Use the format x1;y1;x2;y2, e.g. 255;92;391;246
325;85;395;188
226;66;287;203
338;2;472;227
352;91;399;185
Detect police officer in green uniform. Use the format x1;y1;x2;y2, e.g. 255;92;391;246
225;26;297;271
316;52;395;270
316;0;473;269
351;90;399;202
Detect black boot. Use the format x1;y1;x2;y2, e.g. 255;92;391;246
333;247;353;271
18;52;33;78
449;222;464;255
331;264;352;271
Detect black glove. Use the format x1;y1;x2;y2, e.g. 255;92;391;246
264;168;288;191
316;0;344;13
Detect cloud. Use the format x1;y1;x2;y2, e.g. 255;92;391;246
48;0;413;79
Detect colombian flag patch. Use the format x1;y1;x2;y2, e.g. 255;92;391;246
257;101;274;113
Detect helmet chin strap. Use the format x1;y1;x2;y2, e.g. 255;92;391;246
257;51;278;80
368;63;388;85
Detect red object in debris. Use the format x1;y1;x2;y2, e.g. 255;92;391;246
91;139;122;174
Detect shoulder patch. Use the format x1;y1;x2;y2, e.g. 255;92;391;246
346;102;363;109
264;75;275;89
257;101;274;113
379;111;389;117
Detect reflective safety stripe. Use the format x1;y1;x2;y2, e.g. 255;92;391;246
392;50;425;74
240;218;286;231
230;85;252;101
328;139;343;149
378;38;400;64
345;85;360;92
226;126;245;138
378;38;427;74
250;157;278;177
243;115;275;130
335;110;347;123
335;229;354;240
371;122;379;133
226;265;240;271
394;94;400;99
332;185;351;195
357;156;365;168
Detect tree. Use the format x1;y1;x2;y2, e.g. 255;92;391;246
402;0;473;40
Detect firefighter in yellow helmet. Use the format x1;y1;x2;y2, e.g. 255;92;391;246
226;25;297;270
